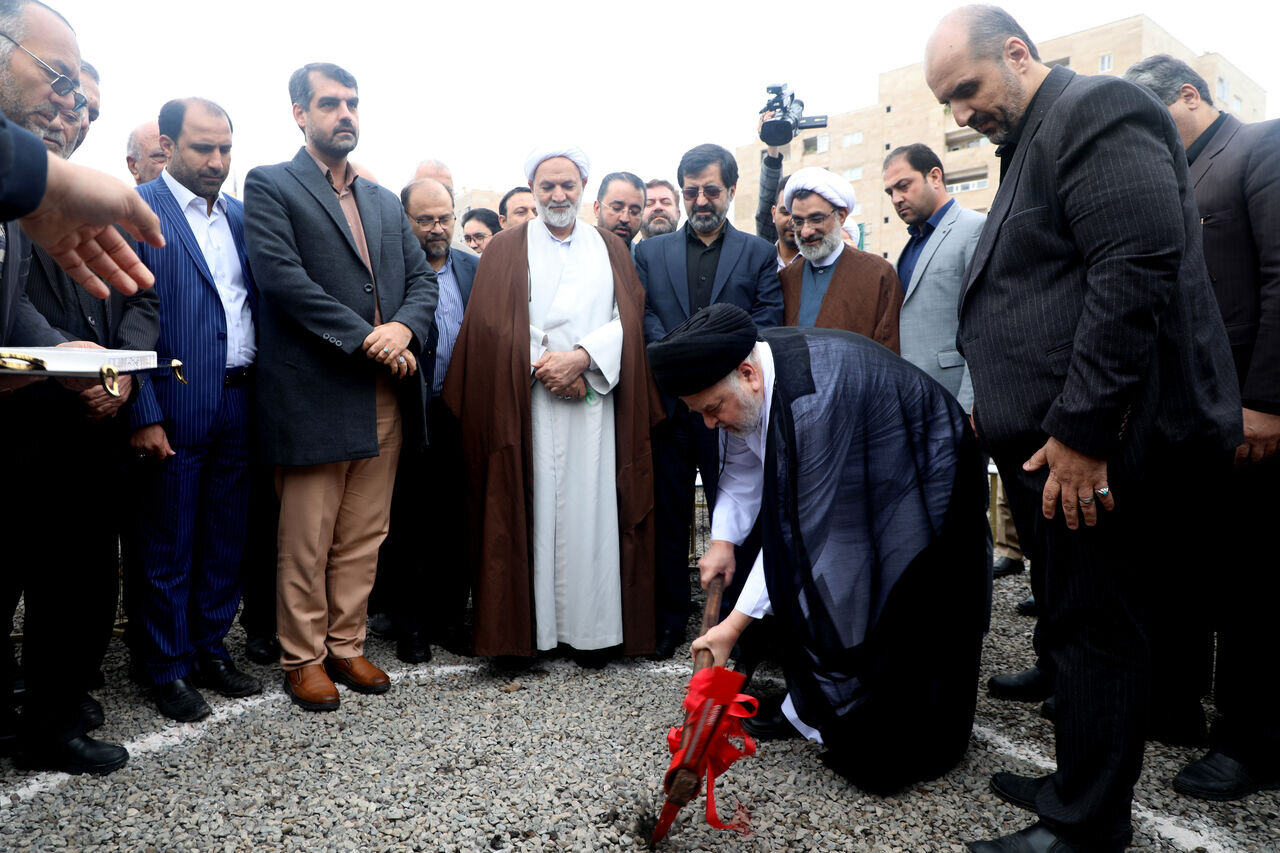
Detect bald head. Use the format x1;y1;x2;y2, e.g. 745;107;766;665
412;159;453;197
126;120;167;184
925;5;1047;146
401;178;456;266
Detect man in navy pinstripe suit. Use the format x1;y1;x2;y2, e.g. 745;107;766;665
927;7;1240;852
130;97;262;723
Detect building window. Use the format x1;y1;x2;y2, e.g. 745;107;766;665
802;134;830;155
1099;54;1113;72
843;132;863;147
945;128;988;151
1217;77;1230;101
1233;95;1243;113
947;178;989;194
842;167;863;181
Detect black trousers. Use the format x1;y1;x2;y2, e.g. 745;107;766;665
238;464;280;642
994;440;1226;849
378;398;469;639
651;409;723;636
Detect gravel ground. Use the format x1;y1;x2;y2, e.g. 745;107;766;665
3;500;1276;852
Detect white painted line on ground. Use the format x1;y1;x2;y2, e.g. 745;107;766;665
972;724;1240;853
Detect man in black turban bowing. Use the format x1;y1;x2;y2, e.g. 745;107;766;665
651;304;990;793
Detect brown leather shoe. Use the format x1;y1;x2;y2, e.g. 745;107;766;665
325;655;391;695
284;665;339;711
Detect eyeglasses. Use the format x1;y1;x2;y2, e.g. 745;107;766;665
604;201;643;217
789;210;840;229
412;213;455;231
682;184;724;201
0;32;88;113
463;232;492;246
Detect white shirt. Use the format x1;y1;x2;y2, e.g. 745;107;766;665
161;169;255;368
711;341;822;743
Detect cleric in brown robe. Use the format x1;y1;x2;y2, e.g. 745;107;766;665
779;167;902;352
442;145;661;662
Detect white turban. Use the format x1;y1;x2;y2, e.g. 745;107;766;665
523;144;591;183
783;167;856;214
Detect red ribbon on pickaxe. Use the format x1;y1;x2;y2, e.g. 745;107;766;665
649;577;759;845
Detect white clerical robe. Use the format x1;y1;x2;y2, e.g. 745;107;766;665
527;218;625;651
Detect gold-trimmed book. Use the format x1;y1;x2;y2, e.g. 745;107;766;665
0;347;157;376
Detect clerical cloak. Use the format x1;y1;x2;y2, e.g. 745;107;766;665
758;327;988;790
443;222;662;657
780;247;903;353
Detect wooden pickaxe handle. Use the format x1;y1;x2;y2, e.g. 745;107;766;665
691;576;724;673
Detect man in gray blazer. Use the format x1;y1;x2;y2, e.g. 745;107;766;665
883;143;983;410
243;62;437;713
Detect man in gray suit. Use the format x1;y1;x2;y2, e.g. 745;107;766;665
243;62;437;713
882;143;982;410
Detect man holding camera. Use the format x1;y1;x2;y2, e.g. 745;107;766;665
634;143;783;659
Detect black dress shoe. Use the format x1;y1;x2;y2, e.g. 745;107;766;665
16;734;129;775
367;611;394;638
1015;594;1038;616
243;634;282;665
396;630;432;664
154;678;211;722
648;628;682;661
967;823;1083;853
987;667;1053;702
1173;750;1280;801
1040;695;1057;721
431;624;473;657
990;772;1048;812
741;706;801;741
79;693;105;732
992;556;1026;578
193;656;263;698
570;648;614;669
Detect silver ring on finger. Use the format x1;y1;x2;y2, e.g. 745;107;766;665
398;356;406;364
1094;487;1110;497
1078;495;1095;505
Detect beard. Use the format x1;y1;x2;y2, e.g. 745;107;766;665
723;373;764;438
797;228;843;263
778;227;797;250
421;236;449;259
0;92;64;154
308;121;358;158
610;222;636;243
642;210;676;238
969;66;1026;144
689;203;727;235
537;196;578;229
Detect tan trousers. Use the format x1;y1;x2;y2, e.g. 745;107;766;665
993;474;1023;560
275;378;402;670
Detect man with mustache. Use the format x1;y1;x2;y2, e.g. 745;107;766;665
592;171;644;249
380;176;477;662
639;178;678;239
498;185;537;230
244;63;437;711
926;7;1240;852
634;143;782;660
128;97;263;723
444;144;659;667
779;167;901;350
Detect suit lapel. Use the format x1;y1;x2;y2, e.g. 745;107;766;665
225;201;258;313
663;231;691;318
709;224;743;305
153;178;217;290
1190;114;1240;190
355;179;382;276
905;203;960;302
32;247;67;314
962;66;1074;311
285;148;364;266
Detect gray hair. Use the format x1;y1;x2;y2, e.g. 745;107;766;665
79;59;98;82
1123;54;1213;107
965;5;1039;63
126;127;141;160
0;1;75;68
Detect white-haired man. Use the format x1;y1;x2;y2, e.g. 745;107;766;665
442;145;659;666
778;167;902;351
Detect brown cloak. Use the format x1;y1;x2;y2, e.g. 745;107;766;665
781;246;903;353
442;222;662;657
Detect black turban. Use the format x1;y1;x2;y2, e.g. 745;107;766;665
646;304;759;397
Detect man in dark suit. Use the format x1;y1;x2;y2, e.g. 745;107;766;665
633;143;783;658
243;62;437;712
1126;53;1280;801
925;8;1241;852
378;176;477;662
130;98;262;722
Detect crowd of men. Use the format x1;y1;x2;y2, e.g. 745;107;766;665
1;1;1276;849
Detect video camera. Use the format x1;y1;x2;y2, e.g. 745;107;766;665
759;84;828;147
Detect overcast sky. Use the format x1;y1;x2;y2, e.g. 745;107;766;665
58;0;1274;201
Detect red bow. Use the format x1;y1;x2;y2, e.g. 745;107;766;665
663;666;759;833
